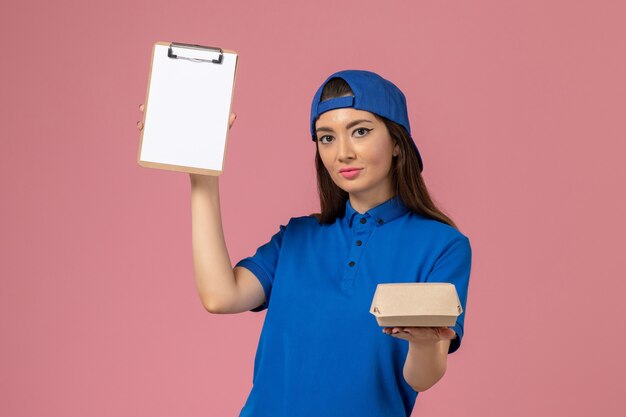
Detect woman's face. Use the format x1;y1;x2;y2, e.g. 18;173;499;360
315;108;399;205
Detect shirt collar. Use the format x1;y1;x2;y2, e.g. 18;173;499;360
343;195;410;228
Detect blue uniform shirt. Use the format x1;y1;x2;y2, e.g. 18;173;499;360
235;195;472;417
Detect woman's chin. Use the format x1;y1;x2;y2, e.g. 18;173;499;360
332;176;372;196
336;185;366;196
332;180;355;192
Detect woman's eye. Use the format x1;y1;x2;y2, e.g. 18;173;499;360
318;135;333;144
354;128;372;137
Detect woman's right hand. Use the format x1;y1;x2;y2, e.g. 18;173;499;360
227;112;237;130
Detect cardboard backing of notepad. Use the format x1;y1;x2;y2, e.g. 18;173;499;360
370;283;463;327
137;41;238;176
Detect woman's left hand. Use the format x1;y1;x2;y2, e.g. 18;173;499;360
382;326;456;344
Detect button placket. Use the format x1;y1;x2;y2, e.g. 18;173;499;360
342;214;374;291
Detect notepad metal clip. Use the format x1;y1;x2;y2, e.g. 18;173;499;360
168;42;224;64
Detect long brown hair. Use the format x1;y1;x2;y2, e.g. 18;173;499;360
311;77;458;229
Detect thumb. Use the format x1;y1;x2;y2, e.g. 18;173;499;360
441;327;457;340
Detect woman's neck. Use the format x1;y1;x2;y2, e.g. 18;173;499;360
349;192;396;214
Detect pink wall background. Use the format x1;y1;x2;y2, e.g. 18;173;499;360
1;1;624;416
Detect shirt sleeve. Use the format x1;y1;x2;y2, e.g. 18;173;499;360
425;236;472;354
234;224;287;312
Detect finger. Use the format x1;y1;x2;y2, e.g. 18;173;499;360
390;332;410;341
139;103;144;112
442;327;457;340
137;121;143;131
401;327;438;341
403;327;435;335
228;112;237;129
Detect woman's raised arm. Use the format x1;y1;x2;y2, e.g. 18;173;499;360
138;107;265;313
188;170;265;314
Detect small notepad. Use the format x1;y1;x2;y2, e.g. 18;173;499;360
138;41;238;175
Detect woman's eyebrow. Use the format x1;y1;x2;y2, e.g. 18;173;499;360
315;119;374;133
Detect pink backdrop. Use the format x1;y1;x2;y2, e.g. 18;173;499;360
1;1;624;416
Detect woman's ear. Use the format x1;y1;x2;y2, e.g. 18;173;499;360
393;143;400;157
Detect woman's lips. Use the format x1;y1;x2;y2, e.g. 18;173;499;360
339;168;362;179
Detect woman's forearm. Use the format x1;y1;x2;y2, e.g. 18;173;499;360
403;339;450;392
189;174;237;312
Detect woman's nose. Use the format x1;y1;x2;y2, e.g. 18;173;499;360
337;136;356;161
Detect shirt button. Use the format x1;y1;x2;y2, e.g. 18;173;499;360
360;218;367;224
349;261;355;267
378;219;384;225
356;240;362;246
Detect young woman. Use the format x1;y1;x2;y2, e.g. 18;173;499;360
139;69;472;417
